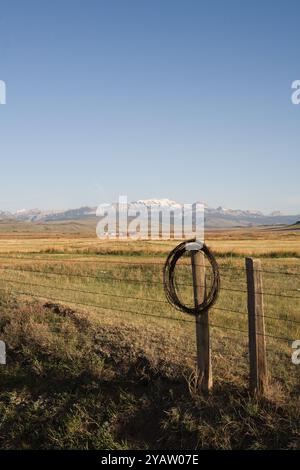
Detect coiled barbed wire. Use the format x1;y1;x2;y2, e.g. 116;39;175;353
163;239;220;315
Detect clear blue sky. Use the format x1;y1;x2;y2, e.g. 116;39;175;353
0;0;299;213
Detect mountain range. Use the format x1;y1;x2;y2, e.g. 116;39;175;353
0;199;299;228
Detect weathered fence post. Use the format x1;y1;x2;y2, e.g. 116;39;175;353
191;250;212;393
0;340;6;365
245;257;268;396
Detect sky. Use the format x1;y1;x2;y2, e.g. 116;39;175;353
0;0;299;214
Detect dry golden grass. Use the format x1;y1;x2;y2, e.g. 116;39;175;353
0;222;299;257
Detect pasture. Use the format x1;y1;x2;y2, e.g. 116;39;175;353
0;222;299;449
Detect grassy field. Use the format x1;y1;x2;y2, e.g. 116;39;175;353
0;223;299;449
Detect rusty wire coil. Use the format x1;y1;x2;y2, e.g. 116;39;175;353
163;239;220;316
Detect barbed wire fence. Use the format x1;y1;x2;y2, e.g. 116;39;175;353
0;253;299;395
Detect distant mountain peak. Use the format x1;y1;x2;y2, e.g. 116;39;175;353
0;200;298;228
133;198;182;208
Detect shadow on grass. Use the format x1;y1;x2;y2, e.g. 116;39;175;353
0;299;299;450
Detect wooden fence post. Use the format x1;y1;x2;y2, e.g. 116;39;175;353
191;250;212;393
245;257;268;396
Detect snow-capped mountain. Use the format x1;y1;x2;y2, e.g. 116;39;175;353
0;199;299;227
0;207;96;222
132;199;185;210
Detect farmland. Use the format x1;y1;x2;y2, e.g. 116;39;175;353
0;221;299;449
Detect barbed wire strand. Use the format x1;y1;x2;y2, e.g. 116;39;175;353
5;276;299;324
0;255;300;277
1;285;295;343
0;265;299;299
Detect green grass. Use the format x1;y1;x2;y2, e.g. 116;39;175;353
0;295;299;449
0;249;299;449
